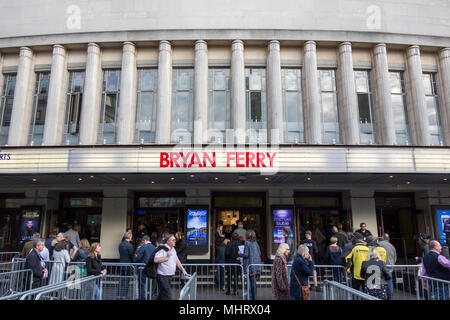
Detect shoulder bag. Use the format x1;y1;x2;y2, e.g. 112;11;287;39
293;269;310;300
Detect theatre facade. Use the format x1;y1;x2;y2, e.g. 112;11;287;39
0;0;450;260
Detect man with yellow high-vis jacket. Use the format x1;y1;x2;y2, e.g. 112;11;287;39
346;233;369;291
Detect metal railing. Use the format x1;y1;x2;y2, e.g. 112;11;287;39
416;275;450;300
387;264;421;300
0;252;20;262
322;280;380;300
0;269;33;297
34;275;103;300
179;272;198;300
0;260;26;273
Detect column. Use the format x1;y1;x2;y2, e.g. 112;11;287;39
337;42;359;145
267;40;283;144
155;41;172;144
43;45;68;146
100;188;132;259
8;47;35;146
373;44;396;145
116;42;137;144
0;54;4;98
303;41;321;144
344;189;378;235
193;40;208;145
79;43;103;145
406;45;430;146
438;48;450;145
231;40;246;144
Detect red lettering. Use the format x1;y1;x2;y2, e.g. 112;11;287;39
180;152;191;168
160;152;170;168
236;152;245;167
266;152;276;167
203;152;216;167
257;152;266;167
170;152;180;167
226;152;235;167
246;152;256;167
188;152;203;168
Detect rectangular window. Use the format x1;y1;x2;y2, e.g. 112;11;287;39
0;74;16;145
28;72;50;146
354;70;376;144
423;73;443;145
208;68;230;143
98;69;120;144
281;68;304;143
135;68;157;143
389;71;410;145
63;71;85;145
245;68;267;143
318;69;341;144
171;68;194;143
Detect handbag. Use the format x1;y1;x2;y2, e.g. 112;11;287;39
293;270;310;300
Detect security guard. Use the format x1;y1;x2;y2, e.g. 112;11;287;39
345;232;368;291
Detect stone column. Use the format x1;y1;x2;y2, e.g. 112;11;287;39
193;40;208;145
406;45;430;146
231;40;246;144
155;41;172;144
344;189;378;236
79;43;103;145
43;45;68;146
303;41;321;144
0;54;4;98
116;42;137;144
267;40;283;144
337;42;359;145
8;47;35;146
438;48;450;145
373;44;396;145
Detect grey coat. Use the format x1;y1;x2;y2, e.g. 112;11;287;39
241;240;262;275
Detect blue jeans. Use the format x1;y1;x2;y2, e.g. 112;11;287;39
332;267;342;283
94;284;101;300
432;283;449;300
139;274;152;300
118;267;131;299
386;278;394;300
248;274;259;300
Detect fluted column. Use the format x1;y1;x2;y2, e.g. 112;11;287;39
0;54;4;98
267;40;283;144
193;40;208;145
303;41;321;144
155;41;172;144
373;44;396;145
337;42;359;145
438;48;450;145
231;40;246;144
117;42;137;144
406;45;430;146
79;43;102;145
43;45;68;146
8;47;35;146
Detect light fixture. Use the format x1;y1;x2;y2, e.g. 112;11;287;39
32;178;37;182
190;175;195;178
444;178;448;182
306;177;311;181
151;181;155;184
214;177;219;181
90;176;94;179
170;177;175;181
265;177;270;181
406;181;411;185
389;175;394;179
78;178;83;182
122;177;126;181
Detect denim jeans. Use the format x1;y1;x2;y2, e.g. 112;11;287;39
248;274;259;300
118;267;131;299
386;278;394;300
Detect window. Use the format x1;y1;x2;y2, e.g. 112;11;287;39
208;68;230;143
245;68;267;143
423;73;443;145
63;71;85;145
389;71;410;145
171;68;194;143
28;72;50;146
0;74;16;145
318;69;341;144
98;70;120;144
354;70;376;144
135;69;157;143
281;68;304;143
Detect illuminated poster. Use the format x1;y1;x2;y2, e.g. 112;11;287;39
273;208;293;244
186;209;208;246
19;206;41;244
436;209;450;244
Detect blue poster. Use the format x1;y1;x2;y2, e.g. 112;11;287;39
436;209;450;244
186;209;208;245
273;209;293;244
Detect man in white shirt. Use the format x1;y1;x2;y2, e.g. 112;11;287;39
154;234;187;300
64;224;81;248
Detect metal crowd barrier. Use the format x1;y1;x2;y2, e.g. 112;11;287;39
0;261;26;273
388;265;421;300
416;275;450;300
0;252;20;262
246;264;348;300
179;272;198;300
0;269;33;297
34;275;103;300
173;264;245;300
322;280;380;300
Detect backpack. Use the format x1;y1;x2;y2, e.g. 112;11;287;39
143;245;169;279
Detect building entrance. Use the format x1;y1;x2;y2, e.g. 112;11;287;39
212;192;267;262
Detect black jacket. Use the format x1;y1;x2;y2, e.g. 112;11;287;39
119;240;134;263
333;232;348;248
175;238;188;263
86;255;103;276
301;239;319;261
25;249;44;279
225;239;240;263
361;259;391;282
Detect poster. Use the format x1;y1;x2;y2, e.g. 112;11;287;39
186;208;208;245
273;208;293;244
436;209;450;244
19;206;41;244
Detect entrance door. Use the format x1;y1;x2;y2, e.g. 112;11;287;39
134;208;184;239
61;207;102;244
0;209;21;251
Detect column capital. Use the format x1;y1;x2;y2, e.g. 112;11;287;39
439;48;450;60
268;40;280;51
373;43;387;56
87;43;101;55
52;44;66;57
195;40;208;52
232;40;244;51
122;42;136;55
304;41;316;52
338;42;352;53
159;40;172;52
19;47;33;58
407;45;420;58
